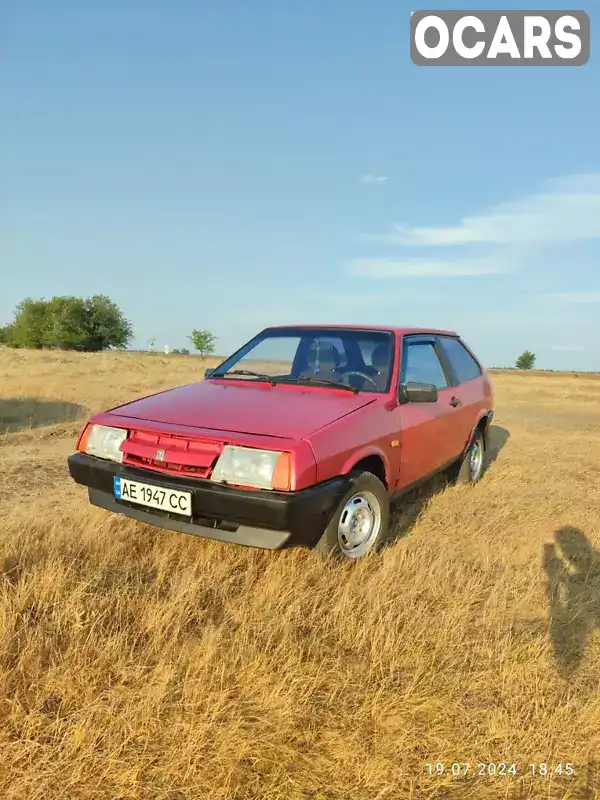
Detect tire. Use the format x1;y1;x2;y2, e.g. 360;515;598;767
451;427;486;485
315;470;390;560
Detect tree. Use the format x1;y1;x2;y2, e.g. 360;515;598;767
44;296;88;350
10;298;51;348
516;350;536;370
0;324;14;345
81;295;133;351
5;295;133;351
188;329;216;359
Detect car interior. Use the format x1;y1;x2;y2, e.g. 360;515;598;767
296;337;392;392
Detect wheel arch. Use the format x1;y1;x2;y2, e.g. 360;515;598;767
342;447;390;489
471;411;493;452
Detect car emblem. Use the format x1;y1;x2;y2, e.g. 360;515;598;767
156;449;166;460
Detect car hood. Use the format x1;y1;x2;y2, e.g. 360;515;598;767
108;379;376;440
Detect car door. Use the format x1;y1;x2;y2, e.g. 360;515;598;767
435;334;490;455
394;335;459;491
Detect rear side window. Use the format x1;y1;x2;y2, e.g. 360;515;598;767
438;336;482;383
402;342;448;389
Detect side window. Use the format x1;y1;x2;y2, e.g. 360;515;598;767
402;342;448;389
437;336;482;383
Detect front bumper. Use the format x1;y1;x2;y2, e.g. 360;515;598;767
67;452;349;550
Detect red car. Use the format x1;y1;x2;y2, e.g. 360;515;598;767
68;325;494;560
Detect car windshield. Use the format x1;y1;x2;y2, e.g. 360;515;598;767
211;327;395;393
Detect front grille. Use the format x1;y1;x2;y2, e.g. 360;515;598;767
124;455;212;478
121;429;223;479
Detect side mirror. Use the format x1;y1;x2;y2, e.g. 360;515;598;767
204;368;215;378
399;381;438;403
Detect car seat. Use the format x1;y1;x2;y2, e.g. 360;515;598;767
298;342;341;382
370;344;391;390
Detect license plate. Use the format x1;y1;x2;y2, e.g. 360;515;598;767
113;476;192;516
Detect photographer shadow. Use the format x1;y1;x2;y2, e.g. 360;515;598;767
543;526;600;676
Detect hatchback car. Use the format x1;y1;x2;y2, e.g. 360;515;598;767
68;325;494;559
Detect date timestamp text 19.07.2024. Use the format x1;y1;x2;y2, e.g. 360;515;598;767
426;763;575;778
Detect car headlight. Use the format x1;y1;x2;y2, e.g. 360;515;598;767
80;424;128;463
211;445;291;490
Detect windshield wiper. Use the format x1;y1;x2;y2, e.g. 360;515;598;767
280;376;359;394
212;369;277;386
212;370;358;394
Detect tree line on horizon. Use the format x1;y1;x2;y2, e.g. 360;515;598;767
0;295;217;357
0;295;133;352
0;296;538;368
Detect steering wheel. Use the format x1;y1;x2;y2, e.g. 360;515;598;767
342;371;379;390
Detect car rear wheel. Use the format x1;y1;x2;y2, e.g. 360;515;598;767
452;427;486;484
315;470;390;560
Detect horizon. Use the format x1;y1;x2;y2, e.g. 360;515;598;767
8;343;593;374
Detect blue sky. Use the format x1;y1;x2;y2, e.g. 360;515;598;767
3;0;599;369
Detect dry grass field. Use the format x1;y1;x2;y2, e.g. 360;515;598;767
1;346;600;800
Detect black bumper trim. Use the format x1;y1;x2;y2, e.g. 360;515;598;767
68;452;349;550
89;489;291;549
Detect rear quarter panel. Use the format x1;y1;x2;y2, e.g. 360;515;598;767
453;373;494;453
476;370;495;436
455;368;494;450
306;399;400;488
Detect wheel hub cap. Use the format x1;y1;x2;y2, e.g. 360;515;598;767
470;438;484;479
337;491;382;558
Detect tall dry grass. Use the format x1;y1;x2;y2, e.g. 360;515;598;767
1;346;600;799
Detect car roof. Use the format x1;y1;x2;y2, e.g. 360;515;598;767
263;323;459;337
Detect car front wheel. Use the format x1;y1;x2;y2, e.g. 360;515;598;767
315;470;390;560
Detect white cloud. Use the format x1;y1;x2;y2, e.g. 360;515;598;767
361;173;388;184
346;257;506;279
538;291;600;303
372;173;600;247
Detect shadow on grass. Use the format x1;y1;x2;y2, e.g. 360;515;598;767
543;526;600;677
0;397;87;434
485;423;511;468
386;423;511;545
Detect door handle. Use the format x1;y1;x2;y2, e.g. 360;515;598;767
449;397;461;407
